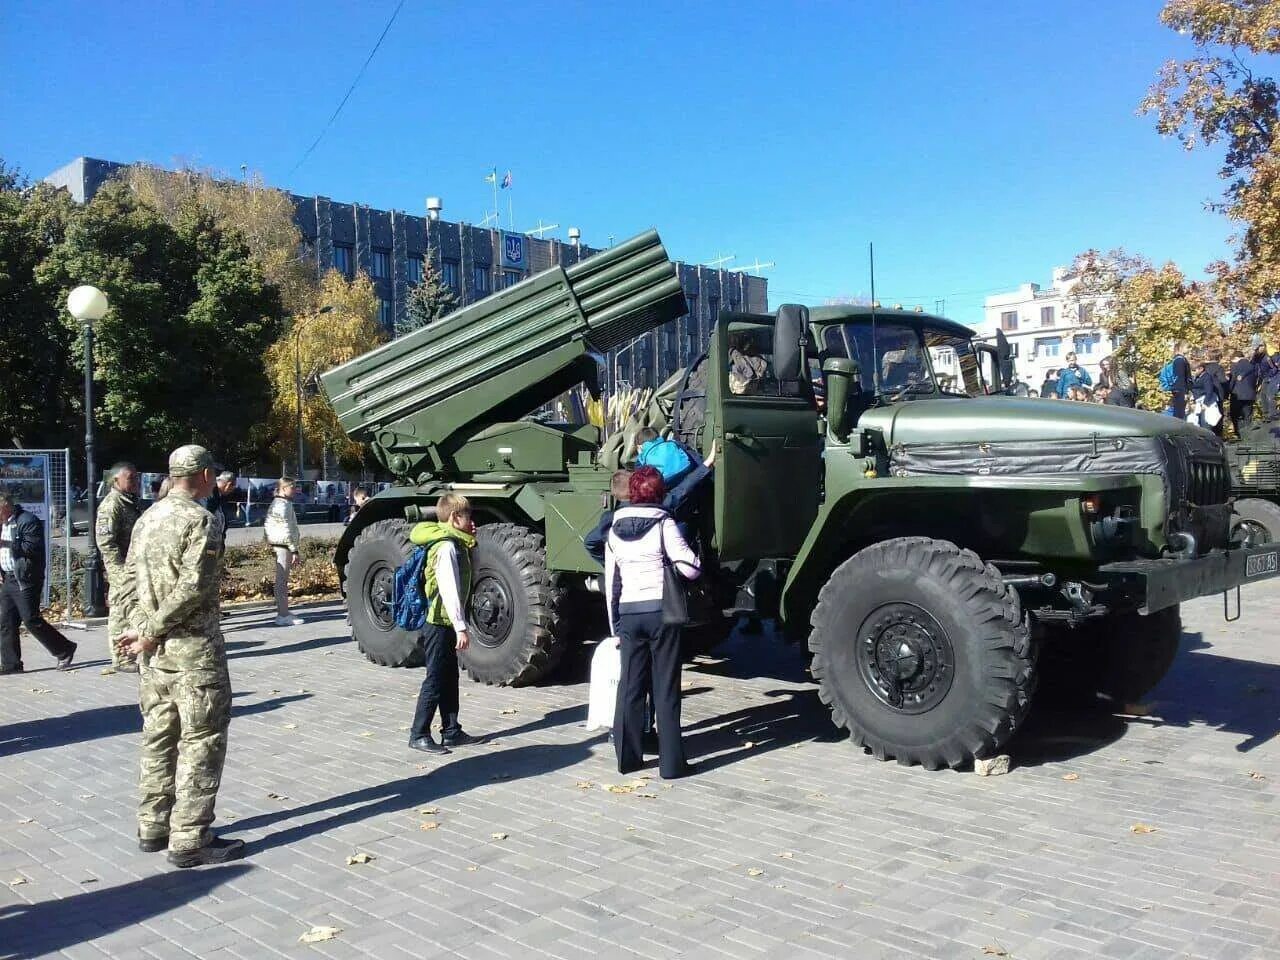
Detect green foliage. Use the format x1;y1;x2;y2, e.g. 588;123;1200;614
398;257;459;336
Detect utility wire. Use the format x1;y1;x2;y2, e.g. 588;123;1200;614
290;0;408;175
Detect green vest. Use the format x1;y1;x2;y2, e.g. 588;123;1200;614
412;522;476;628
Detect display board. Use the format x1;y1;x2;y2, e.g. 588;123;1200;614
0;453;53;606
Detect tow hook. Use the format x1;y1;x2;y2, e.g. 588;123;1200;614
1166;531;1198;560
1061;581;1093;613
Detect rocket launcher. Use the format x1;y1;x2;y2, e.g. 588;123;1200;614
320;229;687;481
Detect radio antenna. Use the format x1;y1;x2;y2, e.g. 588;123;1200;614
869;242;881;393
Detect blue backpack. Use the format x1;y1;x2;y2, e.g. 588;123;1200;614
392;546;428;631
1158;357;1179;392
638;437;693;482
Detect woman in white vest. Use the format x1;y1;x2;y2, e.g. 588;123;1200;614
264;477;303;626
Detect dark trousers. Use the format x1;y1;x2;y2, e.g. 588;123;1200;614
614;610;686;778
410;624;462;740
1263;379;1279;421
1231;397;1254;436
1168;392;1187;419
0;576;74;669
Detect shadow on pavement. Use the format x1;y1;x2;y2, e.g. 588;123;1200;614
226;634;349;660
0;694;312;758
682;687;840;773
0;863;252;959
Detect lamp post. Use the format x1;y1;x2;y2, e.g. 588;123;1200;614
66;285;109;616
294;305;333;478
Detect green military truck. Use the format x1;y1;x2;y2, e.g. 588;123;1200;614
321;230;1280;769
1226;421;1280;545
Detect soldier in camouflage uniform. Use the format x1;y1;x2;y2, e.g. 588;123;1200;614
96;461;143;671
117;445;243;868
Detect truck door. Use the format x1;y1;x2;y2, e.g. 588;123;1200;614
711;316;822;561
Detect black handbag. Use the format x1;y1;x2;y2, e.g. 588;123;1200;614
658;521;689;626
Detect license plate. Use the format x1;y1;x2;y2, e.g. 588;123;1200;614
1246;551;1279;578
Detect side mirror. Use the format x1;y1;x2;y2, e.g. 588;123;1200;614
773;303;809;382
823;357;859;441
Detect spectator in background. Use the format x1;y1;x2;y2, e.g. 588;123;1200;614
149;477;164;499
1092;385;1111;404
1107;361;1138;408
1166;341;1193;419
1097;356;1115;392
1056;352;1093;398
1229;349;1259;435
348;486;370;524
1066;385;1092;402
264;477;303;627
1253;335;1280;421
1191;356;1226;435
207;471;238;530
156;477;172;501
1039;368;1060;399
0;493;76;674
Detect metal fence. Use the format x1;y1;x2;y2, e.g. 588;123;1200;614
0;447;74;622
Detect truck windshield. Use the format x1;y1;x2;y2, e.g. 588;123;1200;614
821;320;986;401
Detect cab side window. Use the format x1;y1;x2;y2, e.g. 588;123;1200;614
726;325;802;398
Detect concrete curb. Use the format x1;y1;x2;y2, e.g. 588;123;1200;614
62;595;343;629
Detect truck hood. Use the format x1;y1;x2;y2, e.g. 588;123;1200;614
857;395;1206;447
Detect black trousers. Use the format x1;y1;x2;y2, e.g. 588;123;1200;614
0;576;74;669
1231;397;1254;436
1169;392;1187;419
614;610;686;778
410;624;462;740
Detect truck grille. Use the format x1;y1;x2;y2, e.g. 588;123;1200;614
1232;452;1280;490
1187;459;1230;506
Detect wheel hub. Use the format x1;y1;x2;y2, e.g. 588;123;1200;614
470;575;514;648
366;563;395;629
856;603;955;714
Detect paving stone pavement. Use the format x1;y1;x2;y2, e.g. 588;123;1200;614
1;588;1278;960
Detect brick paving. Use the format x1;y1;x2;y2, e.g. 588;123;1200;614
1;588;1278;960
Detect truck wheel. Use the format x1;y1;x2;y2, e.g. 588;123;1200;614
345;519;424;668
1233;498;1280;546
808;537;1034;770
462;523;567;686
1096;606;1182;704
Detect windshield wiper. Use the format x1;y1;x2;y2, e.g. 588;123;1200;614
880;382;938;403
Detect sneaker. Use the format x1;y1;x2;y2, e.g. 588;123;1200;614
441;730;482;748
138;834;168;853
273;615;305;627
0;663;23;675
56;643;77;671
167;836;245;868
408;735;451;755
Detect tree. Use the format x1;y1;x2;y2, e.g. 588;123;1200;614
398;257;459;336
37;181;285;467
125;163;318;316
1141;0;1280;321
263;270;385;473
0;163;79;448
1067;249;1222;411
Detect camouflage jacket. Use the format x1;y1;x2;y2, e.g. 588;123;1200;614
115;488;226;675
95;487;142;570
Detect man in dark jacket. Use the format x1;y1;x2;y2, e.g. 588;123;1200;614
0;494;76;674
1229;350;1259;434
1253;337;1280;421
1167;341;1193;419
1039;369;1059;399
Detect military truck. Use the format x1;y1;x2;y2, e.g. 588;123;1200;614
1226;421;1280;545
321;229;1280;769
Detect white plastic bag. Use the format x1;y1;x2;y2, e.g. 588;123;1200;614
586;638;622;731
1203;402;1223;428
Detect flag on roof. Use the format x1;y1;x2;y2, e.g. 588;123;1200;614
483;168;496;184
501;171;513;189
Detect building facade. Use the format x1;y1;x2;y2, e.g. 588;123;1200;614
975;267;1112;394
45;157;768;393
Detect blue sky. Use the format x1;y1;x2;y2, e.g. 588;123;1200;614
1;1;1233;324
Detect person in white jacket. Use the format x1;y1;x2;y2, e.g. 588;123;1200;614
605;466;701;779
264;477;303;626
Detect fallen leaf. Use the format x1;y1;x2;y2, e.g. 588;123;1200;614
79;878;97;885
8;877;28;886
420;821;439;831
777;851;794;860
982;947;1009;958
490;832;508;841
282;723;298;730
1121;702;1153;716
398;725;410;732
78;794;94;800
1248;770;1266;781
606;784;635;794
299;925;342;944
28;687;52;694
499;708;517;715
297;687;308;693
17;818;33;824
634;792;658;799
1130;823;1158;835
417;806;439;815
100;667;116;676
358;732;374;738
267;792;289;801
466;865;478;872
625;825;637;832
747;868;765;877
743;741;756;748
575;781;594;790
345;853;374;865
760;778;772;783
1062;772;1080;782
270;688;281;694
807;792;828;801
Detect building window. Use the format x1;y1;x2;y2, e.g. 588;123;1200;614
709;296;720;322
686;294;698;324
378;298;393;329
1040;306;1055;327
404;255;423;285
503;270;522;289
1000;310;1018;332
1073;334;1100;355
1035;336;1062;358
1078;302;1095;326
334;244;354;279
473;266;491;295
441;258;459;292
371;248;391;279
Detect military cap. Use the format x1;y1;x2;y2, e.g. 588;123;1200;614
169;444;213;477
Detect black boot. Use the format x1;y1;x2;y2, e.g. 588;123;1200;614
167;836;245;868
408;735;451;755
139;834;168;853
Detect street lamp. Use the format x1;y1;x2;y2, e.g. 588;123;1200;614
66;284;109;617
294;305;333;477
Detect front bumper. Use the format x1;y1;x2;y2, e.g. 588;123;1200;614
1099;543;1280;615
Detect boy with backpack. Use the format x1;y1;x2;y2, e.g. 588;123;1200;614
1159;341;1192;419
407;494;480;755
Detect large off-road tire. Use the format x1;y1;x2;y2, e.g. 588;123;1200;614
461;523;567;686
1233;498;1280;546
808;537;1035;770
345;519;424;668
1096;606;1182;704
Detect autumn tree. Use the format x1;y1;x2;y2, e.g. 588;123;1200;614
1141;0;1280;324
398;257;459;336
125;163;317;315
264;270;385;474
1067;249;1221;411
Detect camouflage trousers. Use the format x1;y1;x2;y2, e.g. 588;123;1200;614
138;664;231;852
103;562;137;668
